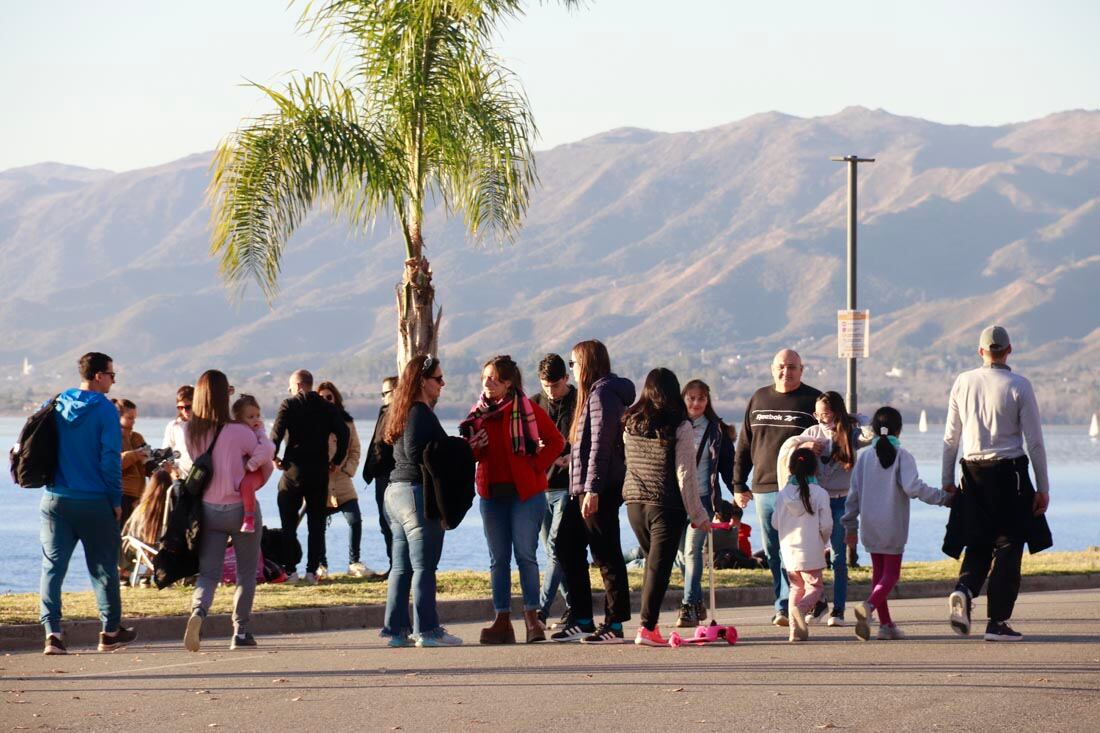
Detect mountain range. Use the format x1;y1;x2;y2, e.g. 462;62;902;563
1;107;1098;419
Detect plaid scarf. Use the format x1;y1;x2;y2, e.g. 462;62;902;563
460;389;541;457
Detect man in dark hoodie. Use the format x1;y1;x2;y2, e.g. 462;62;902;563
532;354;577;627
271;369;350;584
733;349;820;626
40;352;137;655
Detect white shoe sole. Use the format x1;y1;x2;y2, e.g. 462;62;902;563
789;607;809;640
949;591;971;636
983;632;1024;642
854;603;871;641
580;636;625;645
827;618;845;627
634;635;666;647
184;614;203;652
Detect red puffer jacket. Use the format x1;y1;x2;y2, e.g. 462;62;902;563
473;401;564;501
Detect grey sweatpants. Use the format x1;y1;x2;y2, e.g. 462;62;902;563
191;503;262;633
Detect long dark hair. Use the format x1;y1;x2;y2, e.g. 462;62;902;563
384;355;437;445
186;369;231;458
569;339;612;444
817;390;859;470
789;447;818;514
623;368;687;439
872;406;903;468
123;469;173;545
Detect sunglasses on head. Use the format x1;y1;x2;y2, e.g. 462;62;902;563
421;354;438;375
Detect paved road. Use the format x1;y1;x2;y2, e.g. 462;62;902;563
3;589;1099;732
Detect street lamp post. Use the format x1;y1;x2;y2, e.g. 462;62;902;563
830;154;875;415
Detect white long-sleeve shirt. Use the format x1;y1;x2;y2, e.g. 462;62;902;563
941;364;1049;493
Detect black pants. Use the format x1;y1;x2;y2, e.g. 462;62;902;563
956;458;1033;623
374;476;393;570
627;502;686;631
958;535;1024;623
319;499;362;567
277;465;329;575
555;493;631;625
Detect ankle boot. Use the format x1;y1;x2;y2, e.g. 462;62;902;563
479;612;516;644
524;609;546;643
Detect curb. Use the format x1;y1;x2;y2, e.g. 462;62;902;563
3;573;1099;652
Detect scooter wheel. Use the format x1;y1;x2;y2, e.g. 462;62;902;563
725;626;738;645
668;632;683;648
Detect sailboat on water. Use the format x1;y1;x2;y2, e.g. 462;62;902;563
918;409;928;433
1090;413;1099;440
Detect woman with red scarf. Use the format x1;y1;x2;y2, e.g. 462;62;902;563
462;355;564;644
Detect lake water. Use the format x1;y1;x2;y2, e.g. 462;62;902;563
1;417;1097;595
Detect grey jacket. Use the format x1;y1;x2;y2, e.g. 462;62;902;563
843;443;950;555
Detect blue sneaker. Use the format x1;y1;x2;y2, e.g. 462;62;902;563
386;635;411;648
415;628;463;647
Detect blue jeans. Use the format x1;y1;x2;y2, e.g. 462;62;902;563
382;482;444;638
754;491;790;614
39;494;122;635
538;489;571;616
829;496;848;614
481;492;546;613
321;499;362;567
682;494;714;605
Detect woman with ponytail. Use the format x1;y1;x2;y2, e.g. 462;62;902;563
771;448;831;642
842;406;954;641
776;390;871;626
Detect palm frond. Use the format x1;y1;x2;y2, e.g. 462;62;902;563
208;73;390;300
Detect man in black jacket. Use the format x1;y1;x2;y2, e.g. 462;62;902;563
532;354;577;627
271;369;350;584
732;349;820;626
362;375;398;577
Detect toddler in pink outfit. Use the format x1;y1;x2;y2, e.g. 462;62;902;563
231;394;267;533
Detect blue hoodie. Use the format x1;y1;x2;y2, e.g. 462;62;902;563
47;389;123;508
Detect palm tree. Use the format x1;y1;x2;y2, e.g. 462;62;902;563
209;0;577;370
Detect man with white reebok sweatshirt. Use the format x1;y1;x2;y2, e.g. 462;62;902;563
942;325;1051;642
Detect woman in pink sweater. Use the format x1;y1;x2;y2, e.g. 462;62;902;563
182;370;275;652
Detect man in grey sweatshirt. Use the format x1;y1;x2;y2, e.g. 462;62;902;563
942;325;1050;642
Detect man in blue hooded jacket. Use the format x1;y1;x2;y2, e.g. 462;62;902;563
40;351;137;655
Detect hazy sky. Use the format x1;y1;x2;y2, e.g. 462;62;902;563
3;0;1098;172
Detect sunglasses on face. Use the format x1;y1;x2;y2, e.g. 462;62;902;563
320;393;335;402
425;374;445;384
177;403;192;412
381;390;394;397
101;372;117;381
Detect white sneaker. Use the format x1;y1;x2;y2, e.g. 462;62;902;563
827;611;845;627
877;624;905;640
854;601;873;641
348;562;373;578
299;572;318;585
285;572;300;584
416;628;463;647
184;612;204;652
315;565;328;580
949;588;972;636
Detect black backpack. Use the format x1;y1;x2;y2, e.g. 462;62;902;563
9;395;60;488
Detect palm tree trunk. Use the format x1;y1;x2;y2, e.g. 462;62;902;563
395;253;441;373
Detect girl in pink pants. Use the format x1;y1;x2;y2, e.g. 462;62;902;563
843;407;953;640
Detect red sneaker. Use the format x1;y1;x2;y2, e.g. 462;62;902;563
634;625;667;647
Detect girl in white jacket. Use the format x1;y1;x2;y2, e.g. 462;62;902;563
842;407;953;641
772;448;832;642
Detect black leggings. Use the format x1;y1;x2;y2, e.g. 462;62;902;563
555;494;631;625
627;502;687;631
